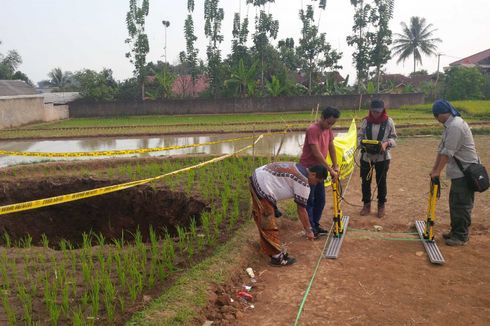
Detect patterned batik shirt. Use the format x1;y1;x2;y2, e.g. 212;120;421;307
251;162;310;207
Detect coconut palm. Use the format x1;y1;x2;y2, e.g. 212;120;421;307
48;67;73;90
392;16;441;73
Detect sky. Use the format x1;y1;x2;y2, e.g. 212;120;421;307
1;0;489;85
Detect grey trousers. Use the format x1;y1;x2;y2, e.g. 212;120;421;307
449;177;475;241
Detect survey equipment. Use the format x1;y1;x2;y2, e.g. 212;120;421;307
360;139;382;154
415;177;445;264
325;178;350;259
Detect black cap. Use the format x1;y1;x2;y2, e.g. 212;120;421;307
370;99;384;112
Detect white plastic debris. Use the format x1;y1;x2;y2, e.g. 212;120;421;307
245;267;255;278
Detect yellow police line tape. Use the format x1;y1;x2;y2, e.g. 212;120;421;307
0;135;264;216
0;131;292;157
0;135;258;157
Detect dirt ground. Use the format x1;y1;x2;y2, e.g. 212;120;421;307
202;135;490;326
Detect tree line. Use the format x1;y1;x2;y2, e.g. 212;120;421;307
1;0;489;102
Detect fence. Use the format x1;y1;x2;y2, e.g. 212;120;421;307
69;93;425;117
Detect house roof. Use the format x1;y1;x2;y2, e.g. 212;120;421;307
0;80;38;96
449;48;490;67
43;92;80;104
378;73;436;87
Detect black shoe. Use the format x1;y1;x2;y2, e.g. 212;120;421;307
274;207;283;218
270;252;296;267
442;231;452;240
316;227;328;236
445;237;467;246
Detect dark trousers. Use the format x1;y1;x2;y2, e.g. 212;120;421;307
360;159;390;205
306;182;325;233
449;177;474;241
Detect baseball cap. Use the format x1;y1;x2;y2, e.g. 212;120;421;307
370;99;384;112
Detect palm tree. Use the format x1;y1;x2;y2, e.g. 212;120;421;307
392;16;441;73
48;67;73;91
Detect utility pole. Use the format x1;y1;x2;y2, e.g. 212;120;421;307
162;20;170;65
436;53;444;85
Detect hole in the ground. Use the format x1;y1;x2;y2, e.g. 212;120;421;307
0;177;208;247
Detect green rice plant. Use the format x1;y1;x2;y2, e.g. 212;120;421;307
102;275;116;324
127;265;139;302
60;278;71;318
176;225;187;254
18;234;33;248
82;232;93;249
72;306;84;326
148;226;160;285
89;277;100;320
200;212;211;245
2;232;11;248
221;195;229;217
40;233;49;249
81;258;92;285
16;282;33;325
80;289;90;308
1;291;16;326
229;195;240;230
94;232;106;246
148;226;158;255
162;231;175;272
213;210;223;240
0;254;10;290
185;170;195;193
43;274;61;326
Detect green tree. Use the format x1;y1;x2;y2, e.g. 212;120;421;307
347;0;374;91
248;0;279;91
11;71;33;86
74;69;118;101
224;59;258;97
392;16;441;73
443;67;486;100
230;11;249;64
0;49;21;79
204;0;225;97
180;0;199;89
277;38;299;72
125;0;150;101
297;5;342;94
48;67;74;91
369;0;394;92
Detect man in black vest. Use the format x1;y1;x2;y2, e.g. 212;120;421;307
358;99;397;218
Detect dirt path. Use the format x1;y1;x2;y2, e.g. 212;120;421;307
210;136;490;326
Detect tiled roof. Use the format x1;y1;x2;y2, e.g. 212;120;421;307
449;48;490;66
0;80;38;96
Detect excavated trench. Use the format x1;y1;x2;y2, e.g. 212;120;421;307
0;177;207;247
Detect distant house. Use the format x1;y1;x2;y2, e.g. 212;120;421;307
448;48;490;74
0;80;38;97
0;80;70;128
376;73;436;93
145;74;209;98
172;75;209;98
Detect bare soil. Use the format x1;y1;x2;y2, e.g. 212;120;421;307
201;136;490;326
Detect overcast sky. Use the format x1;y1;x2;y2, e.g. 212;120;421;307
1;0;489;84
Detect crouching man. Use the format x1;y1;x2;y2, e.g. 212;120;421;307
249;162;328;266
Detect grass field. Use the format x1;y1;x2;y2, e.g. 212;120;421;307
1;100;489;140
